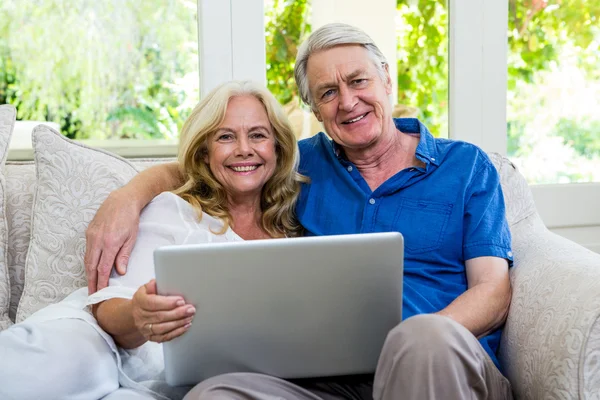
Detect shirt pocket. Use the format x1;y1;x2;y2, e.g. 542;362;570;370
393;199;453;254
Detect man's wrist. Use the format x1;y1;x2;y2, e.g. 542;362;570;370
112;183;150;213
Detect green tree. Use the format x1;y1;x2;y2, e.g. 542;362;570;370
506;0;600;161
508;0;600;89
553;117;600;159
265;0;311;106
396;0;448;137
0;0;198;140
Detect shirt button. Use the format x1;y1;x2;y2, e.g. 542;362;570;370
431;157;436;161
347;166;353;172
410;168;415;172
507;251;513;257
369;198;375;205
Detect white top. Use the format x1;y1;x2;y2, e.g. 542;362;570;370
27;192;243;399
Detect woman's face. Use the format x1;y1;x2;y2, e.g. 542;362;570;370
206;95;277;203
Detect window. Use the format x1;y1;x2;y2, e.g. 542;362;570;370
449;0;600;253
264;0;315;139
506;0;600;184
396;0;448;138
2;0;596;250
1;0;199;152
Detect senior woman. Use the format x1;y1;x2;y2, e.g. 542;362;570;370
0;81;305;400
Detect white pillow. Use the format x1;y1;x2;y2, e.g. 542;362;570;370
5;162;36;322
16;125;139;322
0;105;16;330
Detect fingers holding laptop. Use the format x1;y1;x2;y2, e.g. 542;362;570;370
132;279;196;343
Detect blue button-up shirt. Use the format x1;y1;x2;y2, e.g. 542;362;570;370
296;118;513;370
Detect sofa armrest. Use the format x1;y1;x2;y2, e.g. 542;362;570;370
499;213;600;399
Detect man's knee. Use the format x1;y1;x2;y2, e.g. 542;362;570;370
382;314;469;357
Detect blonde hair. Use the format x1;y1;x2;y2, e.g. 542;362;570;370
173;80;307;237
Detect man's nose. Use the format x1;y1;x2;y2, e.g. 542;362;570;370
338;86;357;112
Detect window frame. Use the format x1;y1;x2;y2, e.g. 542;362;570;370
449;0;600;231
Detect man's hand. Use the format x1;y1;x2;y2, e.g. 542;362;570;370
85;189;141;294
84;162;184;294
132;280;195;343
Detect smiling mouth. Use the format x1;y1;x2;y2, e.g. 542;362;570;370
342;112;369;124
230;165;259;172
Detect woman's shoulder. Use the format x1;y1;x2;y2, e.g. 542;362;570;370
139;191;195;226
148;191;191;210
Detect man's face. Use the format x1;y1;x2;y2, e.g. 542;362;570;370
306;45;393;151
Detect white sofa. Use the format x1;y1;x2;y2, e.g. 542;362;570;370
1;104;599;399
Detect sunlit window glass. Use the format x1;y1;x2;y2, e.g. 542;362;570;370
396;0;448;138
0;0;199;141
507;1;600;184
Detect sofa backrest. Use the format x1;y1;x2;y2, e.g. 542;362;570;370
5;158;174;321
4;152;534;322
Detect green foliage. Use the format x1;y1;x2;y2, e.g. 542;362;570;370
396;0;448;137
2;0;599;171
507;0;600;89
393;0;600;151
507;120;527;157
553;118;600;159
265;0;311;106
0;0;198;140
505;0;600;183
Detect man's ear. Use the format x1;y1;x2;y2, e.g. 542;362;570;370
383;63;393;95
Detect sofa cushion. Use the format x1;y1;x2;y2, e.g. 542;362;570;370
4;157;174;323
5;162;36;321
488;153;536;227
0;105;16;330
499;212;600;398
15;125;139;321
584;316;600;395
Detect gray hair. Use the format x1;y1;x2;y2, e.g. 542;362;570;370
294;23;389;110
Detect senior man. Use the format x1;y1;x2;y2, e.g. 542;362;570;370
85;23;513;400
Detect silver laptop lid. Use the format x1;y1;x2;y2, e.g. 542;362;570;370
155;232;404;386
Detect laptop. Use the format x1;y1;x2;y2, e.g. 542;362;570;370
154;231;404;386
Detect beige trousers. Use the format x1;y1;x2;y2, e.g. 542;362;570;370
184;314;513;400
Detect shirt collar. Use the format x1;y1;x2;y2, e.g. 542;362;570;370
394;118;440;166
330;118;440;166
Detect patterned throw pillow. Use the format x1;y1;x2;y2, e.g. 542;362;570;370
16;125;138;322
0;105;16;330
6;162;36;321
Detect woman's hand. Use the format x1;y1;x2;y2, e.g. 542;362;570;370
132;279;196;343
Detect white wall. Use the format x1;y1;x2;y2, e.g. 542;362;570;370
197;0;265;97
551;227;600;254
449;0;508;155
532;185;600;253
